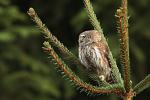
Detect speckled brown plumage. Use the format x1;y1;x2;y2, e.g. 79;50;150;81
79;30;111;81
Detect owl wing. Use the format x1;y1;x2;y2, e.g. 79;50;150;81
94;42;112;80
96;42;115;82
95;42;111;68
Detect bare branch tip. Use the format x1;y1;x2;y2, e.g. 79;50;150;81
27;7;36;17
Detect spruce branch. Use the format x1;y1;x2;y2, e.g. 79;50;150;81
27;6;125;97
43;41;124;96
27;0;149;99
115;0;131;92
83;0;124;88
83;0;102;34
27;8;83;68
133;74;150;95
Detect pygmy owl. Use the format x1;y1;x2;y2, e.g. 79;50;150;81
78;30;111;81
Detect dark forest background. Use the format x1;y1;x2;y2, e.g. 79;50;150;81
0;0;149;100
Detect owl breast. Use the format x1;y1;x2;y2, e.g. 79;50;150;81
79;43;111;80
79;44;102;69
79;45;99;67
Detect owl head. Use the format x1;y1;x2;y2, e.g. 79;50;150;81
79;30;101;46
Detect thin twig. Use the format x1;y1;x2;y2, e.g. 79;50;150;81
133;74;150;94
83;0;103;34
27;8;84;68
121;0;131;92
27;8;71;54
116;0;131;92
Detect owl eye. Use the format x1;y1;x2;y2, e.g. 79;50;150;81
80;34;86;38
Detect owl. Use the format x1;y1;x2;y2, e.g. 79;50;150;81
78;30;111;82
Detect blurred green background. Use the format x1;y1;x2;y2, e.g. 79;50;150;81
0;0;149;100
